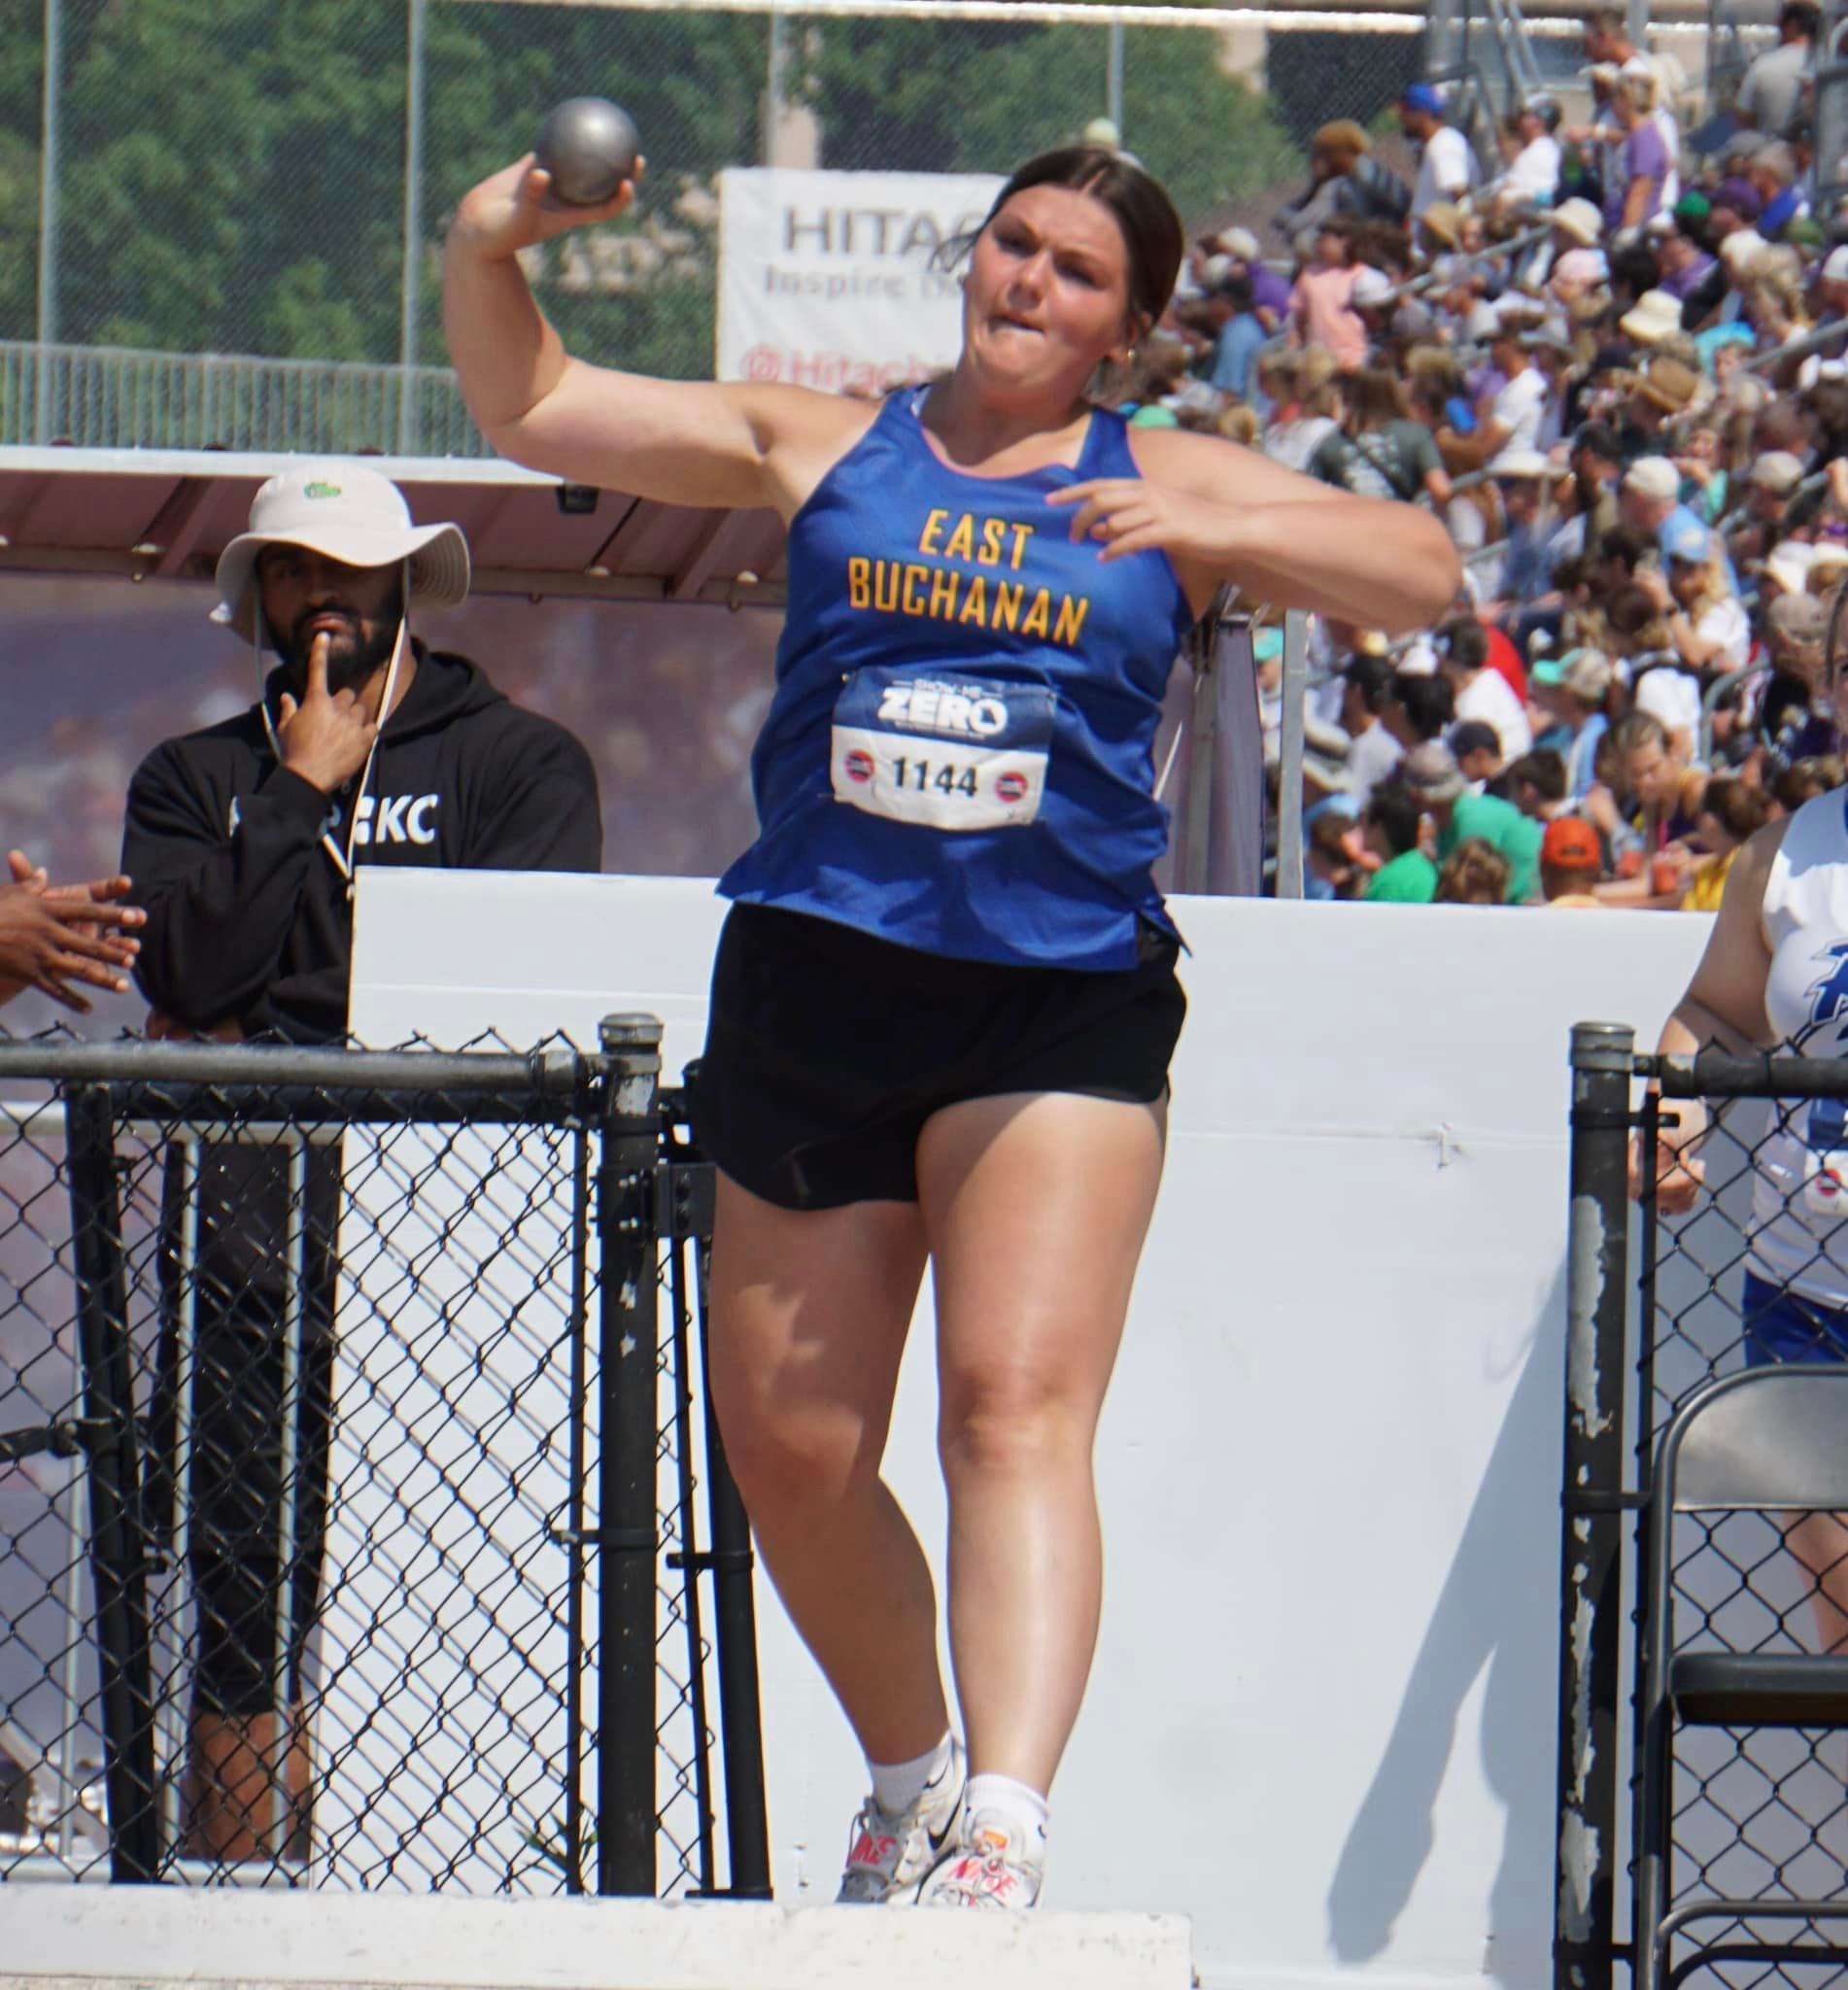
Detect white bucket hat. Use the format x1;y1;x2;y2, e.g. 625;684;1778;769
1619;289;1684;348
1552;198;1604;249
212;463;471;642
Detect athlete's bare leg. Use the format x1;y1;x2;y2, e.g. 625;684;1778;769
707;1178;948;1765
1789;1511;1848;1653
917;1089;1167;1795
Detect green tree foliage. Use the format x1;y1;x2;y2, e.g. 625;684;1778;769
793;17;1296;222
2;1;1300;380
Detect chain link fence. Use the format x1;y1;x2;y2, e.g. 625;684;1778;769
1559;1032;1848;1990
0;0;1437;451
0;1024;768;1900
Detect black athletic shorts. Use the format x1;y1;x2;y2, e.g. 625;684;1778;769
689;903;1187;1210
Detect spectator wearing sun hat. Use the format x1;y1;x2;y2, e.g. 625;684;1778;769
1551;648;1616;799
1762;538;1821;600
1486;451;1557;615
1621;455;1738;590
1756;591;1839;774
1215;227;1292;328
1621;288;1688;348
124;463;603;1045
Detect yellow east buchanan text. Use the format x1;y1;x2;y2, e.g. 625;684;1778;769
845;508;1092;649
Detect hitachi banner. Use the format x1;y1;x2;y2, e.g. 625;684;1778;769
716;167;1004;391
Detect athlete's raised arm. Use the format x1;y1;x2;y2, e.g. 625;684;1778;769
444;156;868;516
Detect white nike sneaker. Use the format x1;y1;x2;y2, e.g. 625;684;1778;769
835;1737;967;1904
916;1811;1044;1911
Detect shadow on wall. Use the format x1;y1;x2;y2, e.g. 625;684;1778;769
1326;1265;1566;1988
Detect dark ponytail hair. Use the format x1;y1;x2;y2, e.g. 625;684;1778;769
967;146;1186;337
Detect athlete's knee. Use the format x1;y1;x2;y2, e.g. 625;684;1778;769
938;1366;1094;1480
714;1377;880;1515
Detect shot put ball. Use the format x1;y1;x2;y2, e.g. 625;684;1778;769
535;98;641;207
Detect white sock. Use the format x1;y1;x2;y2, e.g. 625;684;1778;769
964;1771;1049;1861
869;1731;955;1817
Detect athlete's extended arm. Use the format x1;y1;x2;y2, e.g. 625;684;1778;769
443;157;862;513
1056;428;1462;634
1633;816;1786;1209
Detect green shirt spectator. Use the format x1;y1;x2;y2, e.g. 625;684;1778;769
1400;740;1544;904
1359;778;1436;903
1365;850;1439;903
1437;791;1544;904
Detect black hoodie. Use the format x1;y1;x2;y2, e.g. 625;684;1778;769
122;648;602;1043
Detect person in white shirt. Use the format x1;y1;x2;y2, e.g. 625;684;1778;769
1495;96;1562;210
1736;1;1819;138
1338;652;1405;810
1399;84;1479;224
1478;310;1551;469
1440;617;1533;760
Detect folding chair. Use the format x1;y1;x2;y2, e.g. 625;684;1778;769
1638;1366;1848;1990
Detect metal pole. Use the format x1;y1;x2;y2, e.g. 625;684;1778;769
692;1229;771;1898
563;1125;591;1896
1556;1021;1635;1990
35;0;64;445
1274;610;1309;900
65;1081;161;1883
268;1135;308;1860
765;3;787;165
1180;620;1217;896
1107;20;1125;136
595;1013;663;1897
666;1226;717;1895
397;0;428;454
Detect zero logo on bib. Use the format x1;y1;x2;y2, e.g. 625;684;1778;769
831;666;1054;832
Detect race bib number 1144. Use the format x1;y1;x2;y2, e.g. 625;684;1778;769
830;668;1054;832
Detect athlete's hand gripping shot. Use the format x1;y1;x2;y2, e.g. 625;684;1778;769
446;141;1458;1911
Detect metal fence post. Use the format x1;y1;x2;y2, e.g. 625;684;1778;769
63;1081;160;1883
397;0;428;451
595;1013;664;1897
1557;1022;1636;1990
694;1230;771;1899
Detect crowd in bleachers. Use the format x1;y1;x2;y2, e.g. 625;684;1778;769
1139;1;1848;908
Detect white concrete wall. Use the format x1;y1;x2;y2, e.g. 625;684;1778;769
345;876;1712;1990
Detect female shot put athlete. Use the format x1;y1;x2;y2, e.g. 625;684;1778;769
446;143;1457;1909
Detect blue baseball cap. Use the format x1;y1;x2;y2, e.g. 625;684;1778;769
1662;515;1712;565
1401;83;1445;115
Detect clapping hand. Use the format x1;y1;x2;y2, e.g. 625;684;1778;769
0;850;145;1014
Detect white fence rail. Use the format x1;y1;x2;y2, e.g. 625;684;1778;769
0;344;487;460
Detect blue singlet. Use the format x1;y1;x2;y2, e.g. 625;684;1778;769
718;389;1198;971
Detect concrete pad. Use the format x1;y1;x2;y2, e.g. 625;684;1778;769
0;1884;1196;1990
